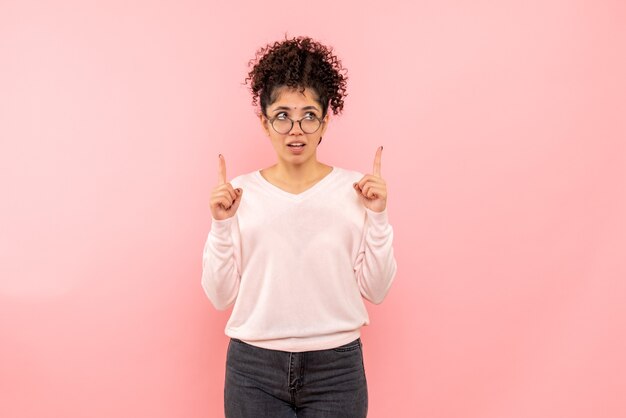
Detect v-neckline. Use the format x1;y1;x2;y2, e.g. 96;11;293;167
255;167;337;201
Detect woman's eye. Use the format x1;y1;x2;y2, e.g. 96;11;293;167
275;112;316;120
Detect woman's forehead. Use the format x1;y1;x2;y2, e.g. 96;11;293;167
271;101;320;113
272;86;319;104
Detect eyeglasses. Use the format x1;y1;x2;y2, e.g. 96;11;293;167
268;113;324;135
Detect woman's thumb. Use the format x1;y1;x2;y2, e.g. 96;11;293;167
231;188;243;211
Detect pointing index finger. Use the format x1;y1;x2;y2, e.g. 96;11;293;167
218;154;227;185
373;146;382;177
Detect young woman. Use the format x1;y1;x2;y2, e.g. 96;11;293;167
201;35;397;418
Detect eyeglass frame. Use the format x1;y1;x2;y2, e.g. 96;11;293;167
267;112;326;135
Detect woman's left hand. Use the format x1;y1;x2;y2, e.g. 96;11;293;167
354;146;387;213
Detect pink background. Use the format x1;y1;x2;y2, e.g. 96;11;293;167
1;1;625;417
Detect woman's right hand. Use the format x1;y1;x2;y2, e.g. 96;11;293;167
209;154;242;220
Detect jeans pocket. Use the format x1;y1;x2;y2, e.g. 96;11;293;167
332;338;362;352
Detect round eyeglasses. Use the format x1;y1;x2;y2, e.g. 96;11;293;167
269;113;324;135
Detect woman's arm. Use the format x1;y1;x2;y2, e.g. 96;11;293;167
353;208;397;304
201;216;242;310
352;147;397;303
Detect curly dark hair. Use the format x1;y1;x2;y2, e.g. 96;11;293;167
244;34;348;119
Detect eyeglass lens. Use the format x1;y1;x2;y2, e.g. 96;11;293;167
272;117;321;134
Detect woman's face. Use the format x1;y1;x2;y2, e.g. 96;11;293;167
260;86;329;166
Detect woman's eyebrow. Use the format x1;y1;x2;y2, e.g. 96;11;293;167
272;105;319;113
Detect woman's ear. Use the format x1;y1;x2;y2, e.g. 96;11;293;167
319;112;330;137
260;114;270;136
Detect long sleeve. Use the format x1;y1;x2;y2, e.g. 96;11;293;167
201;215;242;310
353;207;397;304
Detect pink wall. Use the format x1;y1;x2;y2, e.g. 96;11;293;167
1;1;625;417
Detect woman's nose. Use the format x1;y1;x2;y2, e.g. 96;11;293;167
289;120;304;134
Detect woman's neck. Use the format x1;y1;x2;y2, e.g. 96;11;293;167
262;160;333;191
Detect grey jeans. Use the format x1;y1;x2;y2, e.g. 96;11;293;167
224;337;368;417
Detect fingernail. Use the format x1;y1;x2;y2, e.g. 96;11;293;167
219;153;222;158
236;188;242;194
380;146;383;150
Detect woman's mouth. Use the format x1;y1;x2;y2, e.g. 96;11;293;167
287;143;305;154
